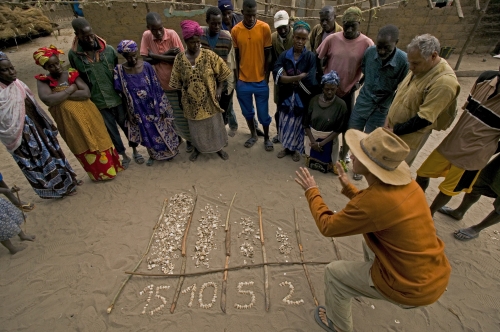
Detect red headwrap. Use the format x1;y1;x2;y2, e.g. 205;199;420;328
180;20;203;40
33;45;64;67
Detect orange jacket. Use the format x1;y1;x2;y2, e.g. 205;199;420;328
305;180;451;306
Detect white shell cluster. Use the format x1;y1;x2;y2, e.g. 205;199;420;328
234;281;256;310
238;217;259;263
280;281;304;306
140;284;170;315
193;204;220;268
181;284;197;307
148;193;194;274
198;282;218;309
276;227;292;255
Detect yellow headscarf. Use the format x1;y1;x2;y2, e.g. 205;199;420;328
342;6;363;23
33;45;64;67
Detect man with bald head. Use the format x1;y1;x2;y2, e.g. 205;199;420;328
140;12;191;151
309;6;343;54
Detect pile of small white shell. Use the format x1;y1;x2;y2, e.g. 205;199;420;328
238;217;259;264
276;227;293;256
140;284;170;315
234;281;256;309
193;204;220;268
148;193;194;274
280;281;304;305
181;284;197;307
198;282;218;309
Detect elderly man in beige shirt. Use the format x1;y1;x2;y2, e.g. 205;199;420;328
385;34;460;166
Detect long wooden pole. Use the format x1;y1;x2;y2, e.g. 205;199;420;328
454;0;490;71
107;198;169;314
294;208;319;306
220;223;231;313
332;237;342;260
125;261;332;277
171;186;198;314
13;185;27;232
258;206;270;311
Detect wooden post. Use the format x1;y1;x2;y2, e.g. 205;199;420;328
366;1;374;36
455;0;490;71
427;0;434;9
475;0;481;10
291;0;296;19
455;0;464;18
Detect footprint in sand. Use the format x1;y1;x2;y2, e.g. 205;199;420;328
78;306;106;332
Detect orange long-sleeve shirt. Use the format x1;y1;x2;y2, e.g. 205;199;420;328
305;180;451;306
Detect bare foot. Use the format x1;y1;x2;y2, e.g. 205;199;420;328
19;231;36;241
228;129;237;137
318;307;330;327
1;239;26;254
189;149;200;162
217;150;229;160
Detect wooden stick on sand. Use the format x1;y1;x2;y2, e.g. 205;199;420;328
332;237;342;260
13;185;27;232
107;198;169;314
221;193;236;313
258;206;270;311
294;208;319;306
170;186;198;314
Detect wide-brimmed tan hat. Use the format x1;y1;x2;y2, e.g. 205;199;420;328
345;128;411;185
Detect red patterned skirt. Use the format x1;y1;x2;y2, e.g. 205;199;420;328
75;147;124;181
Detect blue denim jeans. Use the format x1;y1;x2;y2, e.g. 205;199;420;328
348;105;388;134
235;80;272;126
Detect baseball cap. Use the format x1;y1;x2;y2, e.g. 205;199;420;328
274;10;290;28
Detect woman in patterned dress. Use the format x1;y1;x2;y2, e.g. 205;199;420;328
114;40;179;166
34;45;123;181
169;20;231;162
0;52;80;198
0;174;35;254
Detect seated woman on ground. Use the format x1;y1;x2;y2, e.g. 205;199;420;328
273;21;318;162
303;71;348;174
34;45;124;181
169;20;231;162
114;40;179;166
0;174;35;255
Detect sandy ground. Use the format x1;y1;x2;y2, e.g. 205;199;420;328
1;30;500;332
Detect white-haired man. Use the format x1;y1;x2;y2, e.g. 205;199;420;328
295;127;451;332
385;34;460;166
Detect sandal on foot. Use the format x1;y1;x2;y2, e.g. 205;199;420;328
189;150;200;162
353;173;363;181
438;206;463;220
121;157;131;170
272;135;280;144
76;179;84;186
186;142;194;153
256;128;265;137
146;158;154;166
314;306;337;332
133;153;145;164
244;137;258;148
264;139;274;152
217;150;229;160
454;228;479;241
292;151;301;162
277;149;288;158
16;203;35;212
228;129;237;137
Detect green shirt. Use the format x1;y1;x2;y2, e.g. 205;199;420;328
304;95;349;133
68;44;122;110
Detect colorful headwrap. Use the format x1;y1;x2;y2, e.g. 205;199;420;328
218;0;233;12
33;45;64;67
0;52;8;61
342;6;363;23
180;20;203;40
293;20;311;33
321;70;340;86
117;40;138;54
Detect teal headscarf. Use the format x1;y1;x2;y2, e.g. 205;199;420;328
293;20;311;33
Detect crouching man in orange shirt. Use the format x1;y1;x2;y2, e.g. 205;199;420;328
295;127;451;332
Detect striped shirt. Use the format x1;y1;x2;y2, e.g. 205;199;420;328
437;71;500;170
200;27;232;62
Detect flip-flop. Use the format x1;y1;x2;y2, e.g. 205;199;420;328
16;203;35;212
217;150;229;160
146;158;154;166
228;129;237;137
76;179;84;186
353;173;363;181
292;151;301;162
189;150;200;162
272;135;280;144
121;157;131;170
244;137;258;148
438;206;463;220
186;142;194;153
133;153;145;164
314;306;336;332
454;228;479;241
277;149;287;158
264;139;274;152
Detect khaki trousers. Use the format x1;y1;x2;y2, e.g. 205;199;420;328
324;242;415;332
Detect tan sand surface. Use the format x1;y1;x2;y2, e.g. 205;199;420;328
1;31;499;332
